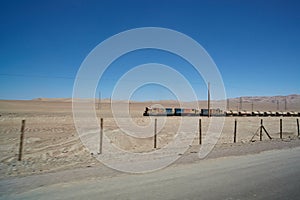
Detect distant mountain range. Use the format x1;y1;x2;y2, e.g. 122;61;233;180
32;94;300;103
228;94;300;104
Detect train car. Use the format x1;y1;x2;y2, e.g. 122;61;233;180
239;110;247;116
231;110;239;116
200;108;224;116
174;108;200;116
271;111;277;116
289;111;298;117
238;110;252;116
282;112;288;116
293;112;299;117
143;107;173;116
225;110;233;116
264;111;272;116
246;111;252;116
276;111;283;116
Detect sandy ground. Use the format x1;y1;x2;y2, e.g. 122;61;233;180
2;147;300;200
0;99;299;179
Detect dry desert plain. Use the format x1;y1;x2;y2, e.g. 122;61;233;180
0;95;300;180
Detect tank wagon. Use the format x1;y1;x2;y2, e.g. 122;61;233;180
143;107;300;117
224;110;300;117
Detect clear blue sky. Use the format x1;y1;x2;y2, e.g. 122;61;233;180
0;0;299;100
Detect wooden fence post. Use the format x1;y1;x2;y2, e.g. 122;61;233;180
280;119;282;139
199;119;202;145
154;118;157;148
260;119;263;141
18;120;25;161
99;118;103;154
234;119;237;143
297;118;299;137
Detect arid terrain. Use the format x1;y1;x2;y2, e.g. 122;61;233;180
2;147;300;200
0;95;299;179
0;95;300;199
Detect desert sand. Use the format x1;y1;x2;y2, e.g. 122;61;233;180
0;95;300;178
2;147;300;200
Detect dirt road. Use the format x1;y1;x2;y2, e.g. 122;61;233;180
1;147;300;200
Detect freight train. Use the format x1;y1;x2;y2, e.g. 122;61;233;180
143;107;224;116
143;107;300;117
